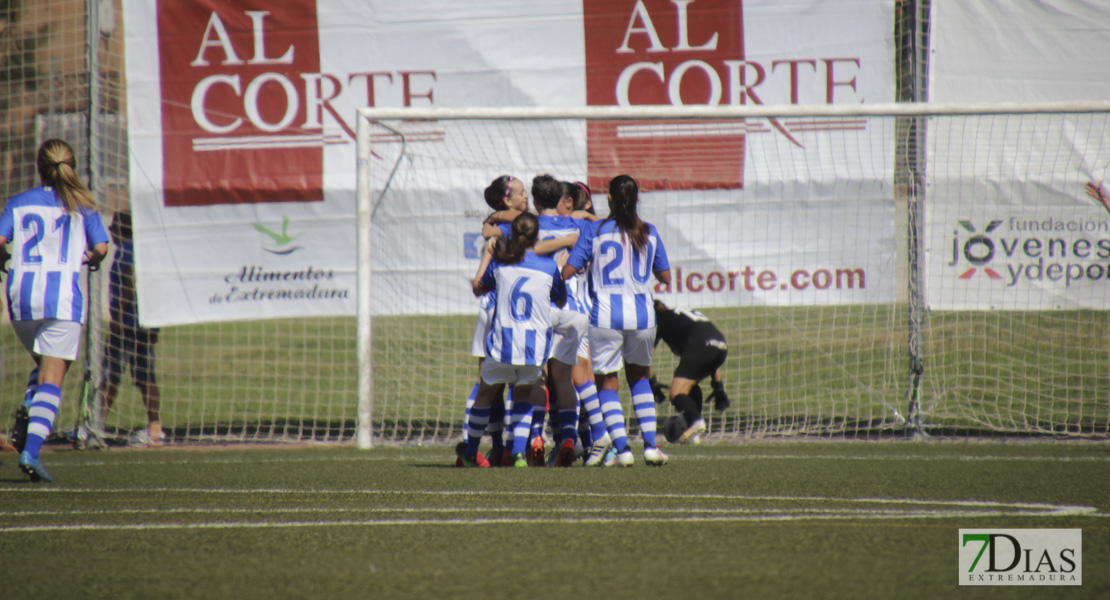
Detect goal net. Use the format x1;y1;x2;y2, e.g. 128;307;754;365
355;103;1110;446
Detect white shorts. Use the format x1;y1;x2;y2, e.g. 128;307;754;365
589;326;655;375
480;359;544;386
577;335;590;360
470;302;495;358
13;319;84;361
549;308;588;366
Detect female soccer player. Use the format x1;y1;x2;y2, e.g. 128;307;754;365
566;182;612;465
458;175;531;467
2;139;109;482
458;212;567;467
563;175;672;467
651;300;730;445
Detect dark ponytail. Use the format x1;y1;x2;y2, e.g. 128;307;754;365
484;175;514;210
606;174;648;251
493;212;539;264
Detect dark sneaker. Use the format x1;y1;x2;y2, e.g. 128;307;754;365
19;451;53;483
486;447;507;467
12;404;30;453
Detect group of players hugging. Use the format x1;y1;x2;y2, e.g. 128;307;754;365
456;173;730;468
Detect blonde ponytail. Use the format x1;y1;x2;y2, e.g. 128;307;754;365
37;139;98;213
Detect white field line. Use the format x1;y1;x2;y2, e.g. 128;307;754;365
1;509;1103;534
26;452;1110;469
0;489;1099;533
0;486;1095;510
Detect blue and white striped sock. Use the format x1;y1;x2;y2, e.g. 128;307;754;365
465;406;491;457
502;387;515;449
22;367;40;408
25;383;61;459
599;389;629;452
631;378;658;448
558;408;578;446
576;381;607;445
530;403;546;441
510;401;533;456
462;382;479;440
488;396;506;450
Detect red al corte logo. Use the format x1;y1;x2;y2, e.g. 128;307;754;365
157;0;327;207
584;0;747;192
583;0;865;192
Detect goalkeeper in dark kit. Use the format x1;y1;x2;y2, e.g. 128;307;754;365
650;300;730;445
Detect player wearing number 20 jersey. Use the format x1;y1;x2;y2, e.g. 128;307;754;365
562;175;671;467
567;218;669;331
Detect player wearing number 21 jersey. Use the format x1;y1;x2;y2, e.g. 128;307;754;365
1;187;108;323
2;139;109;484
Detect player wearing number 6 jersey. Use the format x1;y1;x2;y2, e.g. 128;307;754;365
563;175;672;467
1;139;109;482
458;212;567;467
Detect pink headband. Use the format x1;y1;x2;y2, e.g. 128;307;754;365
503;176;514;202
575;181;591;200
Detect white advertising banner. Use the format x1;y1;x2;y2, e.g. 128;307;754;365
124;0;895;325
926;0;1110;310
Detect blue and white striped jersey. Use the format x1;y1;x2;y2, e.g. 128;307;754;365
0;186;108;323
479;252;568;366
536;214;591;314
566;219;669;330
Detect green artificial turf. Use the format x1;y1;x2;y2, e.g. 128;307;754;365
2;441;1108;599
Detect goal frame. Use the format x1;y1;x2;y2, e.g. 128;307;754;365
354;101;1110;448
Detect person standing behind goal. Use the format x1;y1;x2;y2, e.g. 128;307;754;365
96;210;166;447
562;174;672;467
458;212;567;467
2;139;109;482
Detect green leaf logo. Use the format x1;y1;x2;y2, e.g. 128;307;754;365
255;216;303;255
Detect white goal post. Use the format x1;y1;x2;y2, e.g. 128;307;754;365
355;102;1110;448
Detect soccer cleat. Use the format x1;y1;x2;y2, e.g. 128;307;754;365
19;451;54;483
584;433;611;467
555;439;576;467
11;404;30;453
485;447;507;467
603;448;634;467
527;436;545;467
128;428;166;448
512;452;528;468
643;447;669;467
679;419;706;445
454;442;489;468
